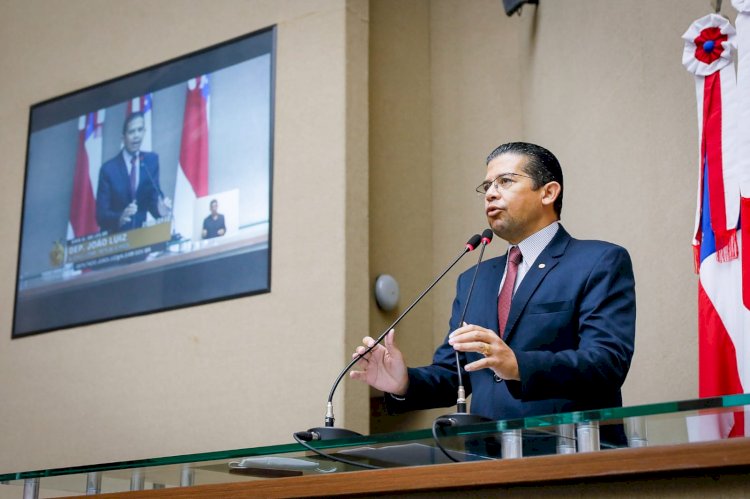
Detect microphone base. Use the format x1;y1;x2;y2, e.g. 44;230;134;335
435;412;492;427
307;426;363;441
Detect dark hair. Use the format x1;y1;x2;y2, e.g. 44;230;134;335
122;111;145;135
210;199;218;207
486;142;564;217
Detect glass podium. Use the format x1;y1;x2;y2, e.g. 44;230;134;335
1;394;748;497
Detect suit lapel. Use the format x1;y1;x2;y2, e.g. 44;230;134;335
502;226;572;343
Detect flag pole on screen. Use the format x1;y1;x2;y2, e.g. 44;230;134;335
173;76;210;241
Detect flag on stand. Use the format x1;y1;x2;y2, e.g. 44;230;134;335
173;75;210;239
683;12;749;439
730;0;750;430
68;110;105;239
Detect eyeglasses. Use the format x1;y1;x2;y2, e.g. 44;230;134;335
475;172;534;195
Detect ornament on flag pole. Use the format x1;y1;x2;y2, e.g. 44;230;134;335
683;13;740;267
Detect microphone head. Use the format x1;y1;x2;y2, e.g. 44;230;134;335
481;229;494;245
465;234;482;251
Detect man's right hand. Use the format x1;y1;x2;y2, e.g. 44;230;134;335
349;330;409;396
119;202;138;227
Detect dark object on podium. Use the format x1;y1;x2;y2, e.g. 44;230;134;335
337;443;489;467
228;467;301;478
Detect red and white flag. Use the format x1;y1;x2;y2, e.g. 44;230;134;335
68;110;105;239
684;12;749;439
173;76;210;239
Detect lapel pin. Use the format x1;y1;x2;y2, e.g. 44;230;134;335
538;263;546;269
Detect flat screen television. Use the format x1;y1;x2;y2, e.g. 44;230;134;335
13;26;276;337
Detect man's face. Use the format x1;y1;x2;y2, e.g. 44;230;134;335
484;153;548;244
210;201;218;215
123;116;145;154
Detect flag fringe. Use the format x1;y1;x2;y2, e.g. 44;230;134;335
693;244;701;274
716;229;739;262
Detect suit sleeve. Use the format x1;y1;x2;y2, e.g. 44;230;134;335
507;245;636;401
95;165;121;232
384;274;469;414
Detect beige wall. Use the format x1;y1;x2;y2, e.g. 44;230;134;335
370;0;720;431
368;0;438;432
0;0;369;474
516;0;711;404
369;0;526;431
0;0;728;474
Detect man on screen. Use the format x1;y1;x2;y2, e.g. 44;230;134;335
351;142;636;428
96;111;171;233
202;199;226;239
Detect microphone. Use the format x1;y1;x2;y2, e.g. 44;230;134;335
139;153;176;237
480;229;493;245
437;228;495;428
139;153;165;199
296;233;483;442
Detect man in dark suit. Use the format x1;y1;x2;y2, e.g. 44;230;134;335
351;142;636;423
96;111;171;233
202;199;226;239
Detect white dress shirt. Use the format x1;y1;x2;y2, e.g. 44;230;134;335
498;221;560;296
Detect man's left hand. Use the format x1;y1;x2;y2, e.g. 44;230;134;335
448;323;520;381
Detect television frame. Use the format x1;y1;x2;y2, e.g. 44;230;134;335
12;26;276;338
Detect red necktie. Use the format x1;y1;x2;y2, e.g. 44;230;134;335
130;155;137;198
497;246;522;338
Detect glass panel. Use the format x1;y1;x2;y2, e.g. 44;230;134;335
0;393;748;496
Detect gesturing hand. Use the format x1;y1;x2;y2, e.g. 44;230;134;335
349;330;409;396
448;322;520;381
119;202;138;226
158;196;172;217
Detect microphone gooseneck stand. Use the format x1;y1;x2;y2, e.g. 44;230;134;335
433;229;496;462
297;233;483;440
292;234;483;469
